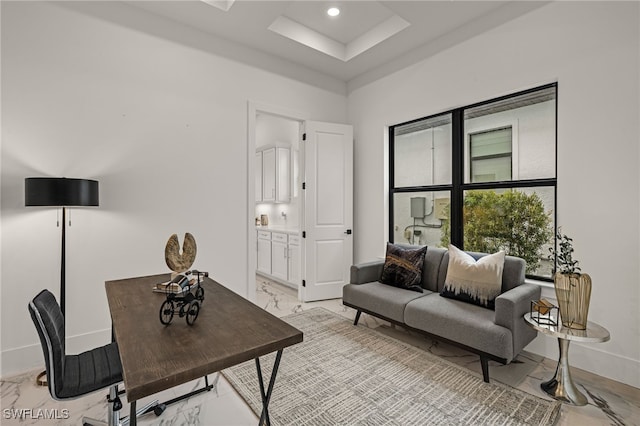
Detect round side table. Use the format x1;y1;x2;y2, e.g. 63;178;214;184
524;312;610;406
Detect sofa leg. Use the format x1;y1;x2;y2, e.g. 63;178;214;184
353;311;361;326
480;356;490;383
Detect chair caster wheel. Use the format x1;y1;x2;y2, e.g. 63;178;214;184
154;403;167;416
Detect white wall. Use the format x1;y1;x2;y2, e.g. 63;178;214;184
0;1;347;377
348;1;639;387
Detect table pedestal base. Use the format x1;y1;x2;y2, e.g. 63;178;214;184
541;338;587;406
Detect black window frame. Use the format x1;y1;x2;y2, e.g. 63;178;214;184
389;83;557;281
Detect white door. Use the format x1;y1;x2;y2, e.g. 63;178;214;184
301;121;353;302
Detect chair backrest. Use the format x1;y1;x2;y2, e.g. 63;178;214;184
28;289;65;399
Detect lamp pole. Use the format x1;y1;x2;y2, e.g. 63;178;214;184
26;177;99;386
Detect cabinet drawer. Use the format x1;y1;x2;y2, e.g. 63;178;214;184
257;231;271;240
288;235;300;246
271;232;288;243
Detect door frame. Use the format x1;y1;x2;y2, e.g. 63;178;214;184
246;101;308;301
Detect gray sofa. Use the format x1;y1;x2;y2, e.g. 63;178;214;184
342;246;540;382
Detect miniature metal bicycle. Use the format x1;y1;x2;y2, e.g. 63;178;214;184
159;270;208;326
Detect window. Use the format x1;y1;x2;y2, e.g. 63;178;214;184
469;126;512;183
389;84;557;280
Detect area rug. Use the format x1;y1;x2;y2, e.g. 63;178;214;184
223;308;560;425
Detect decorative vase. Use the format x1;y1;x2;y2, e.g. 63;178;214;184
553;273;592;330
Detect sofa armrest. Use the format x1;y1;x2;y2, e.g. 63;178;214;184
350;260;384;284
494;283;541;356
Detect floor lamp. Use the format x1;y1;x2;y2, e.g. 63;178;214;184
25;177;99;385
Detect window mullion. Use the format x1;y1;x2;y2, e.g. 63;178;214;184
450;108;464;248
388;126;395;242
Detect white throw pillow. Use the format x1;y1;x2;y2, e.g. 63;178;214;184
441;244;506;309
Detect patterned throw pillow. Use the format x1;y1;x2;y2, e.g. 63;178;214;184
440;244;505;309
379;243;427;293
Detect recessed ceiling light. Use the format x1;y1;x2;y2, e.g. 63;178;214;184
327;7;340;17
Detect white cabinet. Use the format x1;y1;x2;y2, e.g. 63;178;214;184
259;147;290;203
276;148;290;203
262;148;276;202
256;230;300;288
271;232;288;281
288;235;301;286
255;151;263;202
257;231;271;274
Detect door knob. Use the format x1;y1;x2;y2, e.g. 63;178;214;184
344;229;352;235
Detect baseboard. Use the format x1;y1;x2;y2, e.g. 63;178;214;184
531;284;640;389
256;271;298;291
6;312;638;390
525;331;640;389
1;328;112;379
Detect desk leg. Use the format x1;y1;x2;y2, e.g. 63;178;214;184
129;401;136;426
541;338;588;406
255;350;283;426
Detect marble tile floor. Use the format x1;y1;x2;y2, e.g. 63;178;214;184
1;277;638;425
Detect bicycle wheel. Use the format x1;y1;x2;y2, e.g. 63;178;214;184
159;300;174;325
195;286;205;301
186;301;200;325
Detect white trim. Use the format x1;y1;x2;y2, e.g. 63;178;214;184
525;327;640;389
523;278;640;388
2;325;112;380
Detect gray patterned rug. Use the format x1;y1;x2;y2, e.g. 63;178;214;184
223;308;560;425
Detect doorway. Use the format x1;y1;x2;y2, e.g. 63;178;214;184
247;102;354;303
247;102;307;302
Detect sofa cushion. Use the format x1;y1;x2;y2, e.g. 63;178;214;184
440;245;505;309
404;294;514;362
380;243;427;293
422;247;446;292
343;282;430;323
436;251;526;293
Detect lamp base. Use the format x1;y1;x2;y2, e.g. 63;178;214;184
36;370;47;387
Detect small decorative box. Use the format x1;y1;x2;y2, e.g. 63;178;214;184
530;299;558;326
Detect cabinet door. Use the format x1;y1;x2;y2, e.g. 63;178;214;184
262;148;276;202
255;151;263;202
288;242;301;286
257;238;271;274
271;240;288;280
276;147;290;203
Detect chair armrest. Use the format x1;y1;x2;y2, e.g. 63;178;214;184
350;260;384;284
494;283;541;356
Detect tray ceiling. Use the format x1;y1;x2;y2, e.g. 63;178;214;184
126;1;547;91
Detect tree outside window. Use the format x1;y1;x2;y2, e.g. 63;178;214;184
440;190;553;274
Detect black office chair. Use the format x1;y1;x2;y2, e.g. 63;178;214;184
28;289;162;426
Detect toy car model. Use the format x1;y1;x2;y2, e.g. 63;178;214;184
159;270;207;326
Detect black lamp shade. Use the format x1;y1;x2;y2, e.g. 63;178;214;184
25;177;99;207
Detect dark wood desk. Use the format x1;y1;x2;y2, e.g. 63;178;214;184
105;274;303;425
